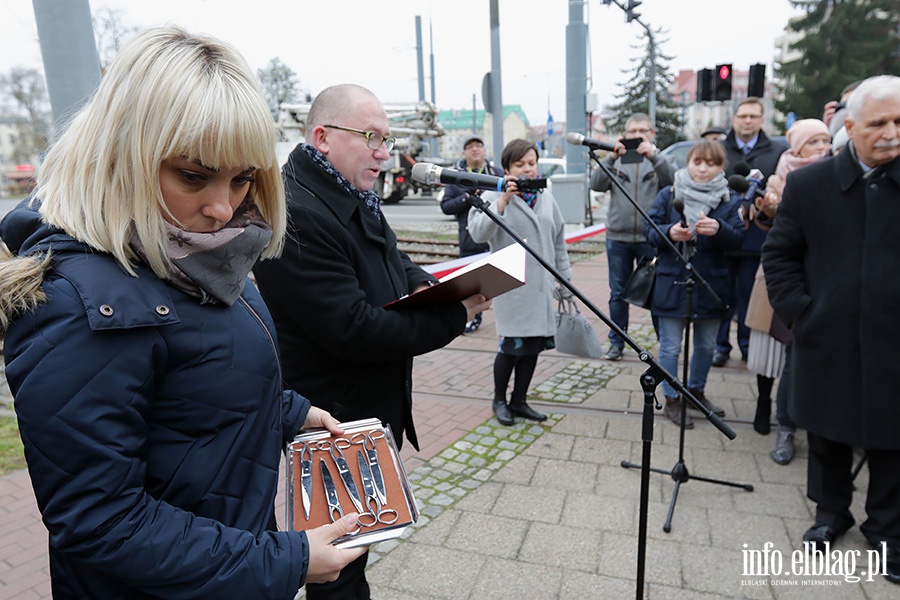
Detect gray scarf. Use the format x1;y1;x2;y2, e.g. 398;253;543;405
130;200;272;305
673;168;729;229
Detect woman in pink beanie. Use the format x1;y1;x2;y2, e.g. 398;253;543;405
746;119;830;466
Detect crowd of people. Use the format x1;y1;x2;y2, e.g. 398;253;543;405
0;21;898;597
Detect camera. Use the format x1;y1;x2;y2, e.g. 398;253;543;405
516;177;548;192
834;101;847;112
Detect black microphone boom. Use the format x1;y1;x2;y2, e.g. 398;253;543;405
565;132;618;153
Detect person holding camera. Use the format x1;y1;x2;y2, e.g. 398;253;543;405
590;113;674;361
468;139;572;426
440;135;503;333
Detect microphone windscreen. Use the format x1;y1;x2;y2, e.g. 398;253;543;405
733;161;751;176
410;162;433;184
728;174;750;192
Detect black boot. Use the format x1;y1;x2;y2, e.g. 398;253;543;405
754;375;773;435
492;398;514;426
509;398;547;422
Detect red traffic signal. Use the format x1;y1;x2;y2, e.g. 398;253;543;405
714;63;733;101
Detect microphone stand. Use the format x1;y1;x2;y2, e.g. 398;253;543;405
583;148;755;537
466;192;735;600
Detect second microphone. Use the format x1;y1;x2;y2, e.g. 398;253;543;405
411;163;547;193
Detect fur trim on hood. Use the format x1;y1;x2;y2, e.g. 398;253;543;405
0;240;50;334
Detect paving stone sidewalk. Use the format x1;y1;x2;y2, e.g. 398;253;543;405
3;247;897;599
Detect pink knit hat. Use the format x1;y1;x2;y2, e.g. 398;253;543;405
786;119;831;155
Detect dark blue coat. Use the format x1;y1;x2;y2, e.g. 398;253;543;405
1;204;310;599
645;186;746;319
439;157;502;256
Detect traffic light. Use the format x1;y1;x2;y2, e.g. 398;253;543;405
714;63;733;101
626;1;642;22
748;63;766;98
697;69;713;102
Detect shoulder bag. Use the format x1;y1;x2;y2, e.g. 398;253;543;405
622;255;658;310
555;297;604;358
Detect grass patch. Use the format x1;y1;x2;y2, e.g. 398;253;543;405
0;415;26;476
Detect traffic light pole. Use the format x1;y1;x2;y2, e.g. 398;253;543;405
601;1;657;123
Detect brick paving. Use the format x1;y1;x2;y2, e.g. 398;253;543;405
3;240;897;598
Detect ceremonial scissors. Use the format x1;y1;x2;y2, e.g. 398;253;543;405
356;450;399;528
296;441;314;520
349;429;388;504
320;458;361;534
317;439;364;513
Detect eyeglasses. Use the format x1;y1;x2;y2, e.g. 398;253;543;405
323;125;396;151
734;114;763;120
625;128;652;135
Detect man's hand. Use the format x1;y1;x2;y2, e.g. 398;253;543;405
303;406;344;437
305;514;369;583
461;294;491;322
636;140;658;158
822;100;839;127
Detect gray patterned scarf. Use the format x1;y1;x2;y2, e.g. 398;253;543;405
130;200;272;305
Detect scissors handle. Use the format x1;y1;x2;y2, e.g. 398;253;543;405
350;429;385;451
358;494;399;527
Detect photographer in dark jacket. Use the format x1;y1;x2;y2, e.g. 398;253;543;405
712;98;788;367
440;135;503;333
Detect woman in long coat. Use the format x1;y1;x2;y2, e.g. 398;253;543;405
468;139;572;426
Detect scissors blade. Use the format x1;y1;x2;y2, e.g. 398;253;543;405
300;448;313;520
334;454;365;513
320;458;341;517
357;450;377;501
367;447;387;505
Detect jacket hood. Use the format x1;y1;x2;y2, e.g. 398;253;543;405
0;200;60;332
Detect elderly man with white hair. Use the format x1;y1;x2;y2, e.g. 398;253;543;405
763;74;900;584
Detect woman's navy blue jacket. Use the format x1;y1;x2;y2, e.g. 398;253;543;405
1;203;311;599
645;186;746;319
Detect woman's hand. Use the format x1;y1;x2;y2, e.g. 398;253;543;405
305;514;369;583
494;176;519;213
694;212;720;237
303;406;344;437
669;222;692;242
755;190;781;219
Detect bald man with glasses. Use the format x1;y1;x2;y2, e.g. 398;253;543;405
253;83;490;599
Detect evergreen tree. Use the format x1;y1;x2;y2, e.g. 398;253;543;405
257;58;306;117
604;27;685;149
776;0;899;119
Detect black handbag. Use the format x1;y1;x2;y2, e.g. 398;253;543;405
622;255;657;310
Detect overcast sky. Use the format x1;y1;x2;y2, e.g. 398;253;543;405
1;0;804;125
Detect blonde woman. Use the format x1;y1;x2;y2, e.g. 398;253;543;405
0;26;363;599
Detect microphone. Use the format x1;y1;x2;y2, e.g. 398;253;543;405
727;175;766;199
672;198;688;227
411;163;546;193
565;132;618;153
730;161;765;201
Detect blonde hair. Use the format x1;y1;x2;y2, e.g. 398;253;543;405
36;26;285;278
